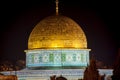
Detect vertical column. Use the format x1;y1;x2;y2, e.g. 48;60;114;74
86;51;90;65
26;53;28;67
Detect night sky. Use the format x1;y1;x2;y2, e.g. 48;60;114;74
0;0;119;66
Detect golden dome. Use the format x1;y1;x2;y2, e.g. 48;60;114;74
28;15;87;49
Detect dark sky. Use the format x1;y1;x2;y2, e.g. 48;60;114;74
0;0;119;66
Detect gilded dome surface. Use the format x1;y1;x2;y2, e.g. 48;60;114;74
28;15;87;49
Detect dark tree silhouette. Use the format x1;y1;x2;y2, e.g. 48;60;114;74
83;56;100;80
56;75;67;80
111;48;120;80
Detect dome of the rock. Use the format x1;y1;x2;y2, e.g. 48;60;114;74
28;15;87;49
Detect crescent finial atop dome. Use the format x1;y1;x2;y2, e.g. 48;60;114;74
56;0;59;15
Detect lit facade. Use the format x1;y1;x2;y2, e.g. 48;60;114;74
25;49;90;69
25;15;91;69
0;2;113;80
